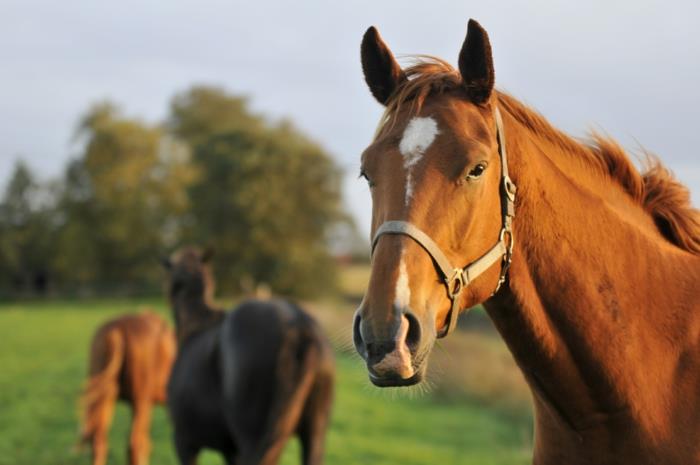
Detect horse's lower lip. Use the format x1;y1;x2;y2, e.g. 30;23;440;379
368;371;423;387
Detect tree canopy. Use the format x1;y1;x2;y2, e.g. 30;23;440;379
0;86;351;298
0;161;56;295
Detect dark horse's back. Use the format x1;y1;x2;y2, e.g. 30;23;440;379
168;299;335;465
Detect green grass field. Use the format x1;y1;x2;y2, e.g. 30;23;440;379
0;297;533;465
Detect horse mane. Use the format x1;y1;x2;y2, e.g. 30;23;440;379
379;57;700;255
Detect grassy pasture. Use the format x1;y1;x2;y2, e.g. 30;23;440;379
0;269;533;464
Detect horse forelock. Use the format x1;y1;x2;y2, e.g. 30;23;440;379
373;57;462;141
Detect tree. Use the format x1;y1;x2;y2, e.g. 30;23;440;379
169;86;264;148
0;161;57;294
0;87;353;298
55;103;195;292
170;87;347;297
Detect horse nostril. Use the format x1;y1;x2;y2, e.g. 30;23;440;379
365;341;396;366
404;312;421;351
353;311;365;356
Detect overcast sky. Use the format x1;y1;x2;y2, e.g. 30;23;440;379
1;0;698;235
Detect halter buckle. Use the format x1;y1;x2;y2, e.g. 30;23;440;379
494;227;515;294
502;175;517;202
447;268;466;299
499;228;515;258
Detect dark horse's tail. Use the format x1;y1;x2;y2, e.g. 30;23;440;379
77;327;124;448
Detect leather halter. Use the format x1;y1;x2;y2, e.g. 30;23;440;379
371;105;516;339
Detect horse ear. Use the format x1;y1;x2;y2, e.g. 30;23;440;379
201;247;214;264
361;26;407;105
458;19;495;104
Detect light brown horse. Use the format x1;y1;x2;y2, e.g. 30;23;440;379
353;19;700;464
79;312;176;465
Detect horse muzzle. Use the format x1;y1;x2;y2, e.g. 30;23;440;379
353;309;429;387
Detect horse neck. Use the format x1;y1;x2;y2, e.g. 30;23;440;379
172;289;222;344
485;110;700;441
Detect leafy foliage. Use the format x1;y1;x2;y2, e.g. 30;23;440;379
168;86;264;147
0;87;349;297
188;129;342;295
170;87;345;296
51;103;195;293
0;161;57;295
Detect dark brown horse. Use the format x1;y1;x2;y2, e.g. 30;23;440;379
79;311;176;465
163;247;334;465
353;19;700;464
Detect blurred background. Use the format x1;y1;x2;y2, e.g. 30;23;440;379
0;1;697;464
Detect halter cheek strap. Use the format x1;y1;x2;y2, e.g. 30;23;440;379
371;105;516;338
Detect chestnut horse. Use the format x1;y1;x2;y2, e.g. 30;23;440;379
353;19;700;464
79;311;176;465
163;247;334;465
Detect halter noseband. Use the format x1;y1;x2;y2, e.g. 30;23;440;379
371;105;516;339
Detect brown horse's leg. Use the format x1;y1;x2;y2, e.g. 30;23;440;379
81;329;123;465
86;378;119;465
90;401;115;465
87;388;118;465
128;400;153;465
298;375;334;465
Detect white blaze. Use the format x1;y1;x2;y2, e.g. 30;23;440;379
398;116;439;206
371;253;415;380
394;256;411;310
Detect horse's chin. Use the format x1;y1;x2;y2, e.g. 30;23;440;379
368;365;425;387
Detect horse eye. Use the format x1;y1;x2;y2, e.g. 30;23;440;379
466;163;487;180
359;170;375;188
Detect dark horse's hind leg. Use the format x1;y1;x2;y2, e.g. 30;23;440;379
298;375;334;465
174;431;200;465
234;433;291;465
